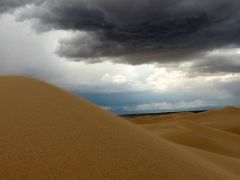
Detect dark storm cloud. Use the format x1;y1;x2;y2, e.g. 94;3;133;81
14;0;240;65
0;0;43;13
189;56;240;76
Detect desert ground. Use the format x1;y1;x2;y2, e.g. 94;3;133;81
0;76;240;179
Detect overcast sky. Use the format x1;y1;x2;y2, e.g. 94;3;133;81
1;0;240;114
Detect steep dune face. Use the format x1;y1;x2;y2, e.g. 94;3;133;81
129;106;240;178
0;76;239;180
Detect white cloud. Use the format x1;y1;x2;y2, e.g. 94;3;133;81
102;74;127;84
144;67;210;92
124;100;216;111
205;74;240;83
145;68;186;90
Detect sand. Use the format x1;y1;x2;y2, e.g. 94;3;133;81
0;76;240;179
129;107;240;179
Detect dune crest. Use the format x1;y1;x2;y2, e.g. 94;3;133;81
129;106;240;178
0;76;239;179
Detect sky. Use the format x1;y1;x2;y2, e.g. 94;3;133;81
1;0;240;114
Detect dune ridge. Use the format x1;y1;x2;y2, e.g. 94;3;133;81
129;105;240;178
0;76;239;179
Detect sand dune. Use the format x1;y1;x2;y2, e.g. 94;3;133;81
0;76;240;179
129;106;240;179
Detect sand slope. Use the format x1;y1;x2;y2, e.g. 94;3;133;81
0;76;239;179
129;107;240;178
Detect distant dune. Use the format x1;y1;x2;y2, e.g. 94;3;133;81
0;76;240;179
129;107;240;178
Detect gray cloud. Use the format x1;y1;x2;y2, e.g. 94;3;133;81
14;0;240;65
189;57;240;76
0;0;44;13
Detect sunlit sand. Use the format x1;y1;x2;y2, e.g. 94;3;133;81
1;76;239;179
